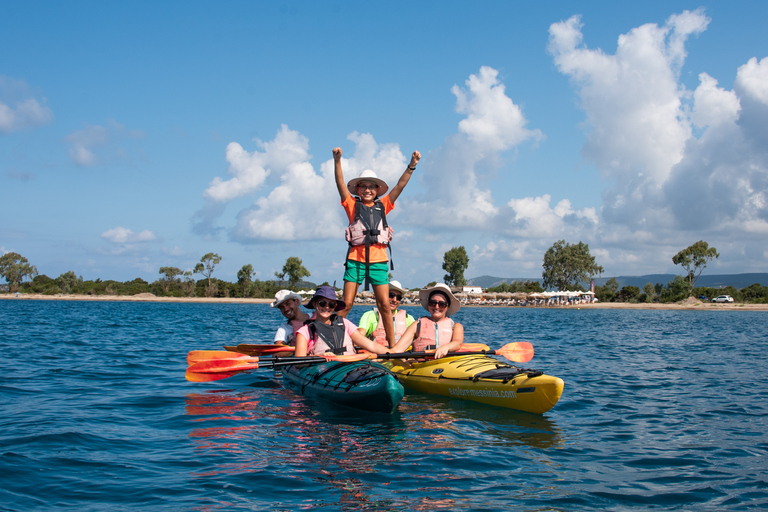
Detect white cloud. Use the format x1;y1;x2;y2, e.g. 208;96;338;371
65;120;144;166
0;76;53;133
505;195;598;237
101;227;156;244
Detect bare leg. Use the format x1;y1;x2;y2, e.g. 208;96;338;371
372;283;394;347
337;280;359;318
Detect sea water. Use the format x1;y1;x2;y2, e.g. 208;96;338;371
2;300;767;511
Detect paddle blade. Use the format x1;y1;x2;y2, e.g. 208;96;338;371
496;342;534;363
187;350;258;365
233;344;296;356
322;352;375;362
458;343;490;352
185;368;242;382
187;359;261;373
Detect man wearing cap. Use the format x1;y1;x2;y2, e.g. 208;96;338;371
332;146;420;348
356;280;415;348
271;289;310;346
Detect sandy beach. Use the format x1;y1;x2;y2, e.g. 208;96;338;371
3;293;767;311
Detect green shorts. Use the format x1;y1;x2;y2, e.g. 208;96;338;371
343;260;389;286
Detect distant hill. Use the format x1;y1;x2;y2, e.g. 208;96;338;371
468;273;768;290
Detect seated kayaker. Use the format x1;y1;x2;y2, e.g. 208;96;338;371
294;286;392;357
271;290;310;346
390;283;464;358
356;280;415;348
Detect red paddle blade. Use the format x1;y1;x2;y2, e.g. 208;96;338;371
187;359;261;373
496;342;534;363
234;344;296;356
185;369;243;382
187;350;258;364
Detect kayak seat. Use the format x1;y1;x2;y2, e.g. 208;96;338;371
471;367;543;383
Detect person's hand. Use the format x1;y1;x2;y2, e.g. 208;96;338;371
434;346;450;358
409;151;421;167
333;147;342;161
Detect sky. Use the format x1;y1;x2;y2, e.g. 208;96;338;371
2;1;767;289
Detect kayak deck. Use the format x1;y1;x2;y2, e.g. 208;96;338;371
383;354;564;414
282;360;404;414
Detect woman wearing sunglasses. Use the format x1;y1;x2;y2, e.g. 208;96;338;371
293;285;393;358
390;283;464;358
332;146;420;349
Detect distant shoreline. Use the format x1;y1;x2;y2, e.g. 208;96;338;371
2;293;767;311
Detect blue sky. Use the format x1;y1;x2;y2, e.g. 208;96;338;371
2;1;767;289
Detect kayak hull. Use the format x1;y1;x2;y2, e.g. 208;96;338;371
282;360;404;414
383;355;563;414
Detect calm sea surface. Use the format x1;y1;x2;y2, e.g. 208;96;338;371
2;300;767;511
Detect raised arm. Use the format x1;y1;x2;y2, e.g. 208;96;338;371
387;151;420;203
333;147;350;201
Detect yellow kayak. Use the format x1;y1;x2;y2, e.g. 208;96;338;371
383;354;564;414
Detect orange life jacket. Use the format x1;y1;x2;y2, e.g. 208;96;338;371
412;317;455;352
344;198;394;290
372;308;409;346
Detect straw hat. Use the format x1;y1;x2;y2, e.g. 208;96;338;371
347;170;389;196
418;283;461;316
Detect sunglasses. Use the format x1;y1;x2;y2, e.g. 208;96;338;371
356;183;379;190
389;292;403;301
428;300;448;308
316;300;338;309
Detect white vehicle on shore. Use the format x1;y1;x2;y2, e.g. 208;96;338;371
712;295;734;303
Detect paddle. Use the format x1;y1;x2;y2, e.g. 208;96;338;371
185;352;374;382
373;341;534;363
223;344;296;356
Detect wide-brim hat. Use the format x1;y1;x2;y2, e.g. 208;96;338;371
305;285;346;311
271;289;303;308
388;280;406;295
347;170;389;197
419;283;460;316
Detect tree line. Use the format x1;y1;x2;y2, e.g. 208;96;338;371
3;239;767;303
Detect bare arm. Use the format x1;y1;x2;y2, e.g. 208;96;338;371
390;321;418;353
294;332;309;357
434;322;463;358
333;147;350;201
387;151;420;203
350;330;391;355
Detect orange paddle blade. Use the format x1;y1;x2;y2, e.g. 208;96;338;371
496;342;534;363
458;343;490;352
321;353;375;362
187;359;261;373
187;350;259;365
185;368;243;382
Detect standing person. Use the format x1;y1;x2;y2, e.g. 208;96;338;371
293;286;392;357
356;280;415;348
391;283;464;358
332;146;420;348
271;290;310;346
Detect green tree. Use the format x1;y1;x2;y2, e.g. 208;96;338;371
0;252;38;293
274;256;310;290
56;271;81;294
237;264;255;297
194;252;222;297
180;271;196;297
672;240;719;296
442;246;469;287
159;266;183;294
541;240;604;291
643;282;656;303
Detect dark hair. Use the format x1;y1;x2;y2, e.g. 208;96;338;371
429;290;450;304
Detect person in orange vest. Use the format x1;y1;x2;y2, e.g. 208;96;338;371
356;280;415;348
391;283;464;358
332;146;420;348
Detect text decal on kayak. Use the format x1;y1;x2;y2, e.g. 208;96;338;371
432;368;444;375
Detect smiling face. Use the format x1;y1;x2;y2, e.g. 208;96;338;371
388;290;402;313
427;292;450;321
313;298;338;322
278;299;300;320
356;181;379;203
